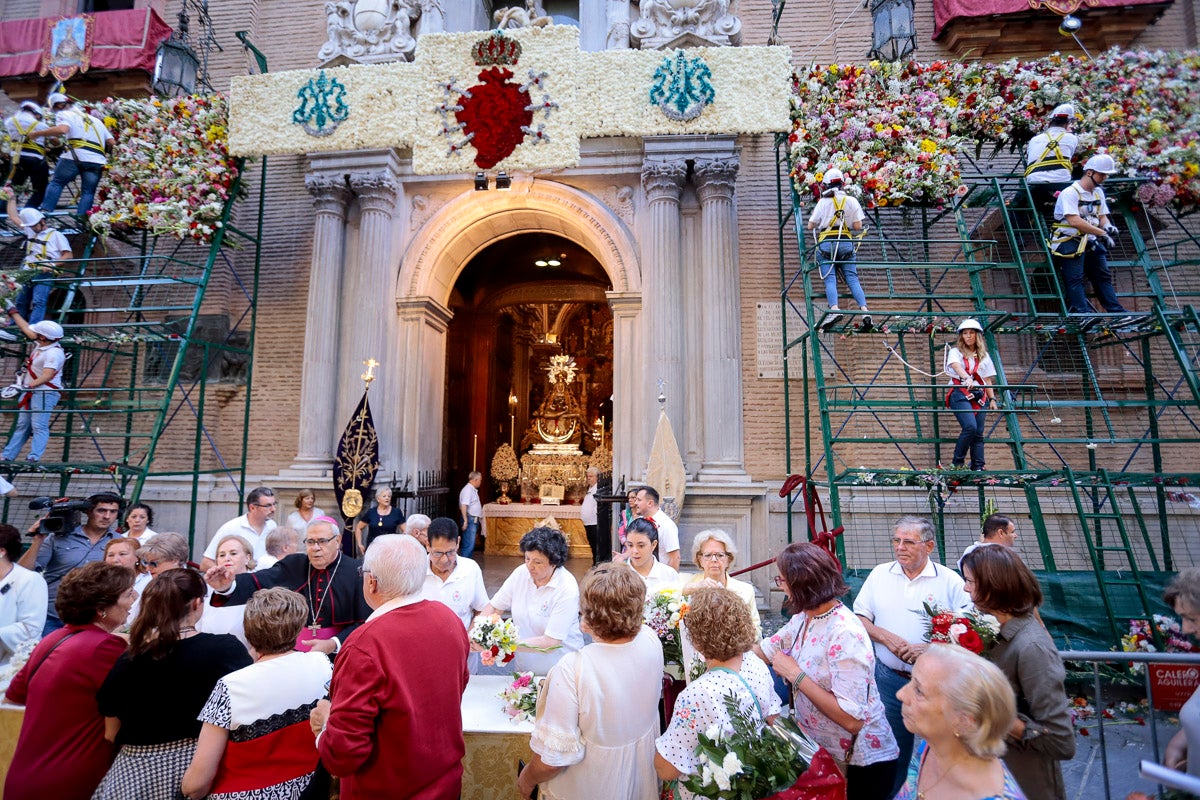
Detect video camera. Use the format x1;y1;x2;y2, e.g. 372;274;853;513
28;496;93;536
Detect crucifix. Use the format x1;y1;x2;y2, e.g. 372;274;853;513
361;358;379;387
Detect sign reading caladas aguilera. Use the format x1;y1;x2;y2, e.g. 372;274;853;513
226;25;791;175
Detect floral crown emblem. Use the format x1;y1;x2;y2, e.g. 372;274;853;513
472;31;522;66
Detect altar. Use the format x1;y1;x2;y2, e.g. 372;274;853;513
482;502;592;560
461;675;533;800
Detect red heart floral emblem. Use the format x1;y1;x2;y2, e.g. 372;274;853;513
456;67;534;170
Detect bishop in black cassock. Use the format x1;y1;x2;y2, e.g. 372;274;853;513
207;518;371;653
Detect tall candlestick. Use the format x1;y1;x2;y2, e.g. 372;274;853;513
472;435;477;472
510;414;515;450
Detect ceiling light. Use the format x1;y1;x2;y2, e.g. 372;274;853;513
535;260;549;267
547;259;561;267
474;172;488;191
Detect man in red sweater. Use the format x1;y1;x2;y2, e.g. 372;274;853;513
310;533;470;799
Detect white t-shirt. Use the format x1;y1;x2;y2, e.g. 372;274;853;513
650;508;680;563
422;556;490;629
203;514;277;562
459;482;482;518
629;559;679;597
1053;181;1109;239
946;346;996;385
808;189;865;232
25;343;65;391
852;559;970;673
5;110;50;161
489;564;584;675
20;226;70;272
580;484;598;526
58;108;111;165
1025;127;1078;185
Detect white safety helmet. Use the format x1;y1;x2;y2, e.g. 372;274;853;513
823;168;844;185
18;208;45;227
1083;153;1118;175
957;318;984;333
18;100;43;116
47;92;70;108
29;320;64;341
1049;103;1074;119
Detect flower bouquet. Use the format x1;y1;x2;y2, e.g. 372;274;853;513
644;587;687;666
498;671;542;723
680;693;844;800
922;602;1000;655
470;614;519;666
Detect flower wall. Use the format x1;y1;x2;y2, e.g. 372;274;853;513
791;49;1200;210
89;94;239;242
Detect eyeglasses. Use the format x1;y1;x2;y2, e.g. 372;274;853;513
699;552;729;561
253;502;277;509
304;535;338;547
356;565;373;577
891;537;926;547
430;549;457;560
141;559;175;568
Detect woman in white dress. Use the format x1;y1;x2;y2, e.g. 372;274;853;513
518;565;664;800
476;526;584;675
0;524;46;668
623;518;679;597
656;587;782;800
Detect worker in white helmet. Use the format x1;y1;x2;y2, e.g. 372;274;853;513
1024;103;1079;217
806;167;871;331
37;93;113;216
944;318;998;470
1048;152;1128;321
3;100;54;208
1;185;73;330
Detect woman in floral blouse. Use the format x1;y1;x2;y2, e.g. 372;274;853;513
755;542;899;799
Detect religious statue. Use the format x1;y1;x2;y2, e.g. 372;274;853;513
317;0;434;65
521;355;588;453
494;0;553;29
630;0;742;49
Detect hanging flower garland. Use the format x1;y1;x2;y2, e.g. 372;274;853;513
87;94;239;242
791;49;1200;210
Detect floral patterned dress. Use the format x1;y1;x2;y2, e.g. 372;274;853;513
759;602;899;766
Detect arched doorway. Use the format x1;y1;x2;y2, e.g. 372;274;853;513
393;177;644;499
445;232;613;500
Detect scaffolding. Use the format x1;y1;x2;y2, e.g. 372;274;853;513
0;158;265;538
777;135;1200;648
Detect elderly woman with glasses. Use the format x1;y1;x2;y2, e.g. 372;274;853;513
476;526;585;675
196;533;257;649
204;517;371;655
682;529;760;636
518;565;664;800
755;542;898;799
92;569;251;799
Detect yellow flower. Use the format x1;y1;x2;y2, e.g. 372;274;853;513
944;97;959;108
920;139;938;153
1184;162;1199;178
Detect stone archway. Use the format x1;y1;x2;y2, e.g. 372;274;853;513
393;176;644;485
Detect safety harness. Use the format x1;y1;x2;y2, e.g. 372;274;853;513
816;195;852;243
19;344;64;409
1048;183;1103;258
1025;131;1071;177
945;352;987;410
8;116;46;158
65;114;106;159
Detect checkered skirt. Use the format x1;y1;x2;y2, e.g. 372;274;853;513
91;738;197;800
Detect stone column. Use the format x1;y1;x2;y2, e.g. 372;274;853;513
607;291;642;488
290;174;350;474
395;297;453;487
639;159;686;463
343;169;401;466
695;157;749;482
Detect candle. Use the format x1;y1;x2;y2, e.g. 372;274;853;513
510;414;515;450
472;434;477;472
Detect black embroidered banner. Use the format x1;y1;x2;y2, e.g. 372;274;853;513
333;391;379;555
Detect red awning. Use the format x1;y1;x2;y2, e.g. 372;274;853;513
933;0;1168;38
0;8;173;79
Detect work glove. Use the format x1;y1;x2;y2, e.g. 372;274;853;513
1104;223;1120;236
1101;234;1116;250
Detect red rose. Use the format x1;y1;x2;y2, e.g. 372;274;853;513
957;629;984;654
490;645;500;657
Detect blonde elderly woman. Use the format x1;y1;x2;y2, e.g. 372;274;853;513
893;645;1026;800
518;565;663;800
196;534;256;649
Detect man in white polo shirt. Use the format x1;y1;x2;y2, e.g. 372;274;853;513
38;92;113;216
199;486;278;570
853;515;970;796
421;517;489;630
635;486;680;570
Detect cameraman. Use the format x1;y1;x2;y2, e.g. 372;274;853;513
18;491;121;635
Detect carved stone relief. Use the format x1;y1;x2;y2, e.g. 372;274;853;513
409;193;447;231
599;185;636;229
630;0;743;49
493;0;553;29
317;0;438;66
